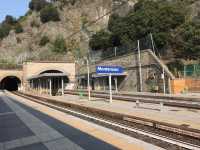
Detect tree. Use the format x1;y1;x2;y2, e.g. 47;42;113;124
0;24;11;39
29;0;48;11
89;30;112;50
3;15;16;25
173;21;200;59
51;36;67;53
40;5;60;23
14;23;23;33
92;0;188;50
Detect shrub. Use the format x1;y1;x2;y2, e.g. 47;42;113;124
0;24;11;39
173;21;200;59
90;0;189;52
89;30;112;50
51;36;67;53
29;0;48;11
40;5;60;23
14;23;23;33
39;35;50;46
3;15;17;25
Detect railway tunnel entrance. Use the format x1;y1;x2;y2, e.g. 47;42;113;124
0;76;21;91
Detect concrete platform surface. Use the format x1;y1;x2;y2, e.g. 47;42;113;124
43;94;200;131
2;91;165;150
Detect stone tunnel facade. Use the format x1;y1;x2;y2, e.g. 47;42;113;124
0;62;76;92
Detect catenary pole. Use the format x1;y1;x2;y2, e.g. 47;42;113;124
137;40;143;92
109;74;113;103
162;68;166;94
86;58;91;101
150;33;155;54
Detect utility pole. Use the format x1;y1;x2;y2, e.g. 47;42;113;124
137;40;143;92
86;58;91;101
150;33;155;54
109;74;113;103
114;47;117;57
162;67;166;94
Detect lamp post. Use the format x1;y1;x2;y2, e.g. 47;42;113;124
75;56;91;101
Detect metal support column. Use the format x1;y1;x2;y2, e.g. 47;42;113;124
109;74;112;103
137;40;143;92
162;68;166;94
103;78;106;91
114;77;118;93
114;47;117;57
168;78;171;94
61;77;64;96
49;78;52;96
39;79;41;94
86;59;91;101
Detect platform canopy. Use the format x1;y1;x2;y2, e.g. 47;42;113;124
27;73;68;80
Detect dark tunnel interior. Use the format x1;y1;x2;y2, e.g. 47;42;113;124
0;76;21;91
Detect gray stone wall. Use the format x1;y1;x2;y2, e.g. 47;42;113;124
78;50;173;93
79;50;155;74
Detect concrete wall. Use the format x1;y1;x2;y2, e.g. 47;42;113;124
0;62;76;92
23;62;76;82
78;50;174;93
0;69;23;82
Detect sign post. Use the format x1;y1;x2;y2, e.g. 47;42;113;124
109;74;112;103
96;66;124;103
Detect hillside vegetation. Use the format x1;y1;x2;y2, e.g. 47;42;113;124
0;0;199;68
0;0;116;65
90;0;200;61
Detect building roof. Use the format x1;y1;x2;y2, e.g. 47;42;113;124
27;73;68;80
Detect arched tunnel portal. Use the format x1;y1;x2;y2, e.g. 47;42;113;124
0;76;21;91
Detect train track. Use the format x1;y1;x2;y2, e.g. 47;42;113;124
10;91;200;150
65;90;200;109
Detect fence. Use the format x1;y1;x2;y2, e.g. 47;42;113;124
89;35;155;63
89;44;137;63
183;64;200;77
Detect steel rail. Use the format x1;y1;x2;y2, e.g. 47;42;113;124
65;90;200;109
10;92;200;150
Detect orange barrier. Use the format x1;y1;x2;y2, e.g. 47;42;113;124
171;79;200;94
171;79;186;94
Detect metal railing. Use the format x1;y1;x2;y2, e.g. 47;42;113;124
89;35;156;64
89;45;137;64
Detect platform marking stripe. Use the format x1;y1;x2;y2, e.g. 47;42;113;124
2;96;85;150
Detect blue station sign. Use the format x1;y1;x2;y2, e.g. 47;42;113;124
96;66;124;74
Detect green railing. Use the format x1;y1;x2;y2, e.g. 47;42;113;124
184;64;200;77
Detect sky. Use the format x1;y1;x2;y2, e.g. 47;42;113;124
0;0;31;23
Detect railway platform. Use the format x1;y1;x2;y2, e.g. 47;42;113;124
33;93;200;131
0;91;165;150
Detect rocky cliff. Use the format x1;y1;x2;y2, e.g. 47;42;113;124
0;0;199;65
0;0;136;65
